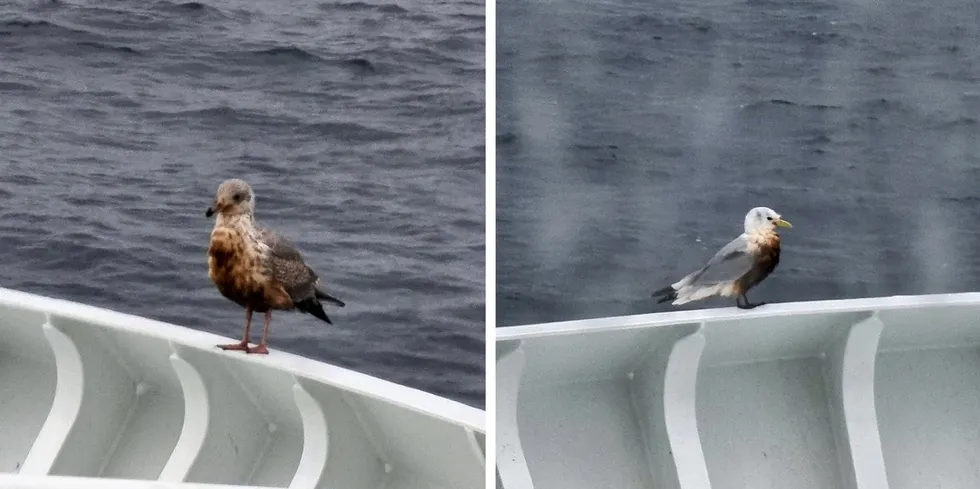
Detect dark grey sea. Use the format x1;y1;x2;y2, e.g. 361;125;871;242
498;0;980;327
0;0;485;407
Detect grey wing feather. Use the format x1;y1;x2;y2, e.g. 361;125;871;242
258;227;305;262
257;227;319;299
681;235;755;286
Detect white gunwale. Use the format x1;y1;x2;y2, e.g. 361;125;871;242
498;292;980;340
0;286;483;433
498;292;980;489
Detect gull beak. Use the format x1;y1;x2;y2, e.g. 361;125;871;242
206;201;217;218
775;217;793;228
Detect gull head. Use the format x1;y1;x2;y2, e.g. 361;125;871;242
206;178;255;219
744;206;792;233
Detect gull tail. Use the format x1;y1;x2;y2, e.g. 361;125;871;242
315;287;346;307
296;298;333;324
651;285;677;304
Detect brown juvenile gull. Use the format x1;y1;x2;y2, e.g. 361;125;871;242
206;178;346;354
651;206;792;309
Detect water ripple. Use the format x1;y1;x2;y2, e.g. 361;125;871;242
0;0;484;408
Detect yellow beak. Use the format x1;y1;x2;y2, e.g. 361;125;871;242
775;218;793;228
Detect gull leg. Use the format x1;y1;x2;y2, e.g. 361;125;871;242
218;306;252;351
248;310;272;355
737;293;766;310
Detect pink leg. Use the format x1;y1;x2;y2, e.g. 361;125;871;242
247;310;272;354
218;306;252;351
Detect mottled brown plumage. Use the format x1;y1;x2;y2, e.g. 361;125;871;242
206;178;345;354
732;231;781;296
208;227;292;311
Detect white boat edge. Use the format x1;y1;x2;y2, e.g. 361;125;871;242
496;291;980;489
498;291;980;340
0;286;484;433
0;474;280;489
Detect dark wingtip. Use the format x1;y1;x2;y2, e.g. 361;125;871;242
651;285;677;303
315;288;346;308
296;298;334;324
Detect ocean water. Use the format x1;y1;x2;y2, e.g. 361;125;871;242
0;0;485;407
497;0;980;326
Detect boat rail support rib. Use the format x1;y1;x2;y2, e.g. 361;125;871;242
164;346;277;486
826;313;889;489
464;427;486;470
288;381;329;489
159;351;210;482
663;331;710;489
496;344;534;489
21;317;83;476
631;327;710;489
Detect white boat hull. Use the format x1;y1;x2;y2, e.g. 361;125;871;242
0;287;484;489
497;293;980;489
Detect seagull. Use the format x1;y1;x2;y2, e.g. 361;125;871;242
652;206;792;309
205;178;345;354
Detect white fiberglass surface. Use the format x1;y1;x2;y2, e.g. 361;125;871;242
876;347;980;489
696;359;844;489
518;379;657;489
45;319;183;480
0;350;55;473
0;307;56;474
498;295;980;489
0;289;485;489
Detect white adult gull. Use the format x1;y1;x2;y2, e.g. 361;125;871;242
651;206;792;310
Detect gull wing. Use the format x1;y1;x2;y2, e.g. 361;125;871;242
258;227;305;262
257;227;319;299
677;234;755;288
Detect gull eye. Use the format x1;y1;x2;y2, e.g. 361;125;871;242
767;216;773;221
233;192;246;202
